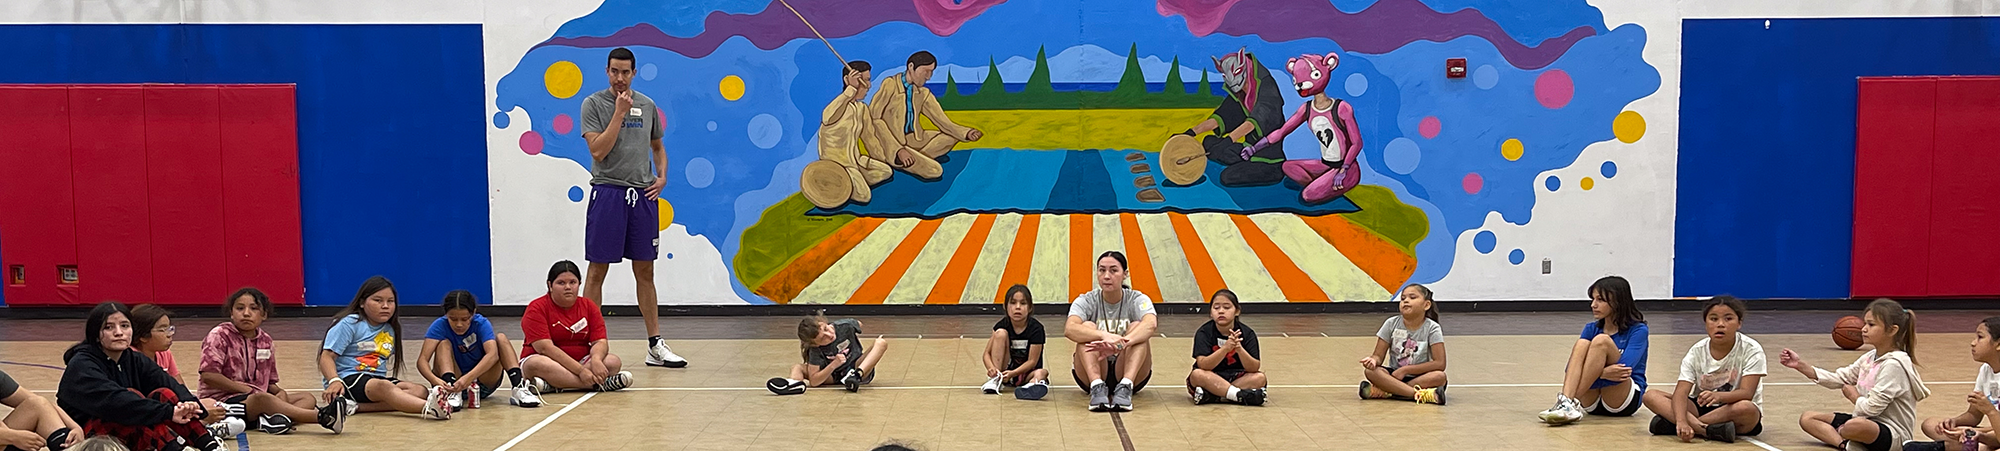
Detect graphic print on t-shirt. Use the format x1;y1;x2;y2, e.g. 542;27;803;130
564;317;589;335
1391;329;1418;367
351;332;394;374
1695;367;1738;397
1210;339;1240;366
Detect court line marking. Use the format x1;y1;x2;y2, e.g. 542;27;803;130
493;392;596;451
1109;412;1137;451
22;380;1976;394
1745;437;1783;451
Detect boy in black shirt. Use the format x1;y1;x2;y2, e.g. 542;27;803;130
1189;289;1267;405
982;285;1051;400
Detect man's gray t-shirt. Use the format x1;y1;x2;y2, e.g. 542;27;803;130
1067;288;1157;336
580;88;665;188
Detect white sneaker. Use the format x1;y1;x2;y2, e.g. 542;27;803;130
646;340;689;368
1558;398;1586;423
509;385;543;408
1537;396;1569;424
207;416;246;437
981;376;1003;394
533;377;559;394
421;386;453;420
446;387;464;411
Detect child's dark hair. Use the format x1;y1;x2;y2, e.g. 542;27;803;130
224;287;272;317
1589;276;1644;331
442;290;479;314
1209;289;1240;309
797;310;831;362
333;276;403;376
1403;283;1440;323
548;260;583;283
1003;284;1033;307
65;301;132;362
1702;294;1747;320
1981;316;2000;342
1866;298;1917;364
128;304;171;343
843;60;871;76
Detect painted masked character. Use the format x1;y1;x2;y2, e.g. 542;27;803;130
1180;49;1287;187
1244;52;1363;204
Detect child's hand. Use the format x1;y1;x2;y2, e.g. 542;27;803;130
1389;367;1409;379
1358;356;1378;369
1676;420;1697;442
986;368;1001;378
1;428;44;450
1602;364;1633;382
1696;390;1722;407
1779;349;1804;370
322;381;346;402
1973;391;1998;413
828;352;849;369
171;401;202;424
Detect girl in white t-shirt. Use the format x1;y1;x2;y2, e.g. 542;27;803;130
1641;295;1765;444
1907;316;2000;451
1358;284;1447;405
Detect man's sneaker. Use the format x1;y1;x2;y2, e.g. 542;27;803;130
1538;396;1571;424
1705;421;1737;443
1088;383;1112;412
1413;386;1446;406
841;368;862;392
596;371;633;392
981;375;1003;394
1111;382;1135;412
1239;388;1267;406
1015;380;1048;400
1190;386;1220;405
207;416;245;438
1901;441;1948;451
767;377;806;395
256;413;295;435
510;384;543;407
422;386;453;420
318;399;346;434
646;340;689;368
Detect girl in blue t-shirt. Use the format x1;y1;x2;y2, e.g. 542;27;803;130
1537;275;1650;425
316;276;452;420
418;290;542;410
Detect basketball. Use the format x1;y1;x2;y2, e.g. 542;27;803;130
1832;315;1865;350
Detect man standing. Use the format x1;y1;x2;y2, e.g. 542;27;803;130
578;47;688;368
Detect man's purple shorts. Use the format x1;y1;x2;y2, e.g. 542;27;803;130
585;184;659;263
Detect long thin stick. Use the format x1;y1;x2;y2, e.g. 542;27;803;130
777;0;848;64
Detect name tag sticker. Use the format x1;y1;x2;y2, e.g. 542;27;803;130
629;107;643;117
1010;339;1029;350
255;349;272;360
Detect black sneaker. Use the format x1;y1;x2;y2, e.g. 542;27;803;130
1014;381;1049;400
767;377;805;395
45;427;70;451
1901;441;1948;451
1239;388;1267;406
841;369;862;392
1357;380;1373;400
257;413;296;435
1705;421;1737;444
319;398;347;434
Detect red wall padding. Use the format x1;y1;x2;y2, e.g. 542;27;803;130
219;87;305;305
0;86;81;305
1853;76;2000;298
1927;78;2000;296
0;84;303;306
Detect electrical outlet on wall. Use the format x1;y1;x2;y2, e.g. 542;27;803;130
1541;258;1552;275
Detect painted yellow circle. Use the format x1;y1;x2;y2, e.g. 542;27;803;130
658;198;675;230
1581;177;1596;190
1613;110;1646;144
719;75;746;101
1501;138;1525;161
544;61;583;99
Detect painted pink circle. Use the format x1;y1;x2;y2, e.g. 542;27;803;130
1419;116;1441;139
519;131;543;155
1462;172;1484;194
1535;69;1574;109
553;114;574;135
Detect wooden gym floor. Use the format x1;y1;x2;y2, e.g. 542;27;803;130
0;310;1995;451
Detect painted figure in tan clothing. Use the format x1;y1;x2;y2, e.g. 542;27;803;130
804;60;895;208
867;51;982;180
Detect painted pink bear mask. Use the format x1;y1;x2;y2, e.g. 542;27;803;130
1244;52;1365;205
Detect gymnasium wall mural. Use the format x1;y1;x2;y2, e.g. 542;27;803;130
486;0;1671;305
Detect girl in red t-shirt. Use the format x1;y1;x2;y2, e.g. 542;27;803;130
521;261;632;393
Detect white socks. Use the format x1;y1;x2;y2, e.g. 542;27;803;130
1119;378;1135;387
1091;380;1106;389
1226;387;1242;402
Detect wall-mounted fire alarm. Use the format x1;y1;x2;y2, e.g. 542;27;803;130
1446;58;1467;78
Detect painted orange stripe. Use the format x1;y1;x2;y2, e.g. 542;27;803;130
1228;215;1330;302
846;219;945;304
1166;213;1228;300
1117;213;1162;301
992;215;1042;303
1069;214;1094;298
924;215;997;304
1296;215;1418;294
754;218;886;304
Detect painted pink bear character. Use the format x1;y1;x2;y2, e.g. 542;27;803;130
1243;52;1363;205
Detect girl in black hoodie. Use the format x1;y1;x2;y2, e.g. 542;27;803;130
57;302;224;451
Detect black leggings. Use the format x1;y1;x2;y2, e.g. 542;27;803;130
1830;413;1894;451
